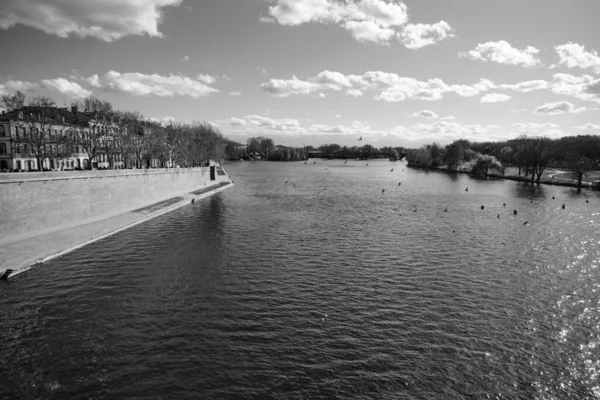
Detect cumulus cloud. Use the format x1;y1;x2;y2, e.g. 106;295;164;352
309;124;347;133
230;117;247;126
0;0;182;41
551;73;600;103
412;110;438;119
87;71;218;98
261;70;497;101
42;77;92;99
460;40;541;67
244;115;301;131
261;75;321;97
500;80;549;92
344;20;396;44
148;116;176;126
410;121;498;137
263;0;453;47
0;79;39;95
257;66;268;75
196;74;217;84
481;93;511;103
573;123;600;129
553;42;600;73
513;122;559;131
399;21;454;49
182;55;190;61
533;101;587;115
229;92;242;96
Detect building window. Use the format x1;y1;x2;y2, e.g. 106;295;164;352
0;125;5;137
0;143;6;154
0;160;7;170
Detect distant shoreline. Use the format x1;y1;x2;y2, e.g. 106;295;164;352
407;164;599;191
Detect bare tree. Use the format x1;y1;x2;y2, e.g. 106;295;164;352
12;96;62;171
1;91;26;112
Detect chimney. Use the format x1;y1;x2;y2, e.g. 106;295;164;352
71;105;78;114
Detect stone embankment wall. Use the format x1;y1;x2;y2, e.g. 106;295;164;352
0;167;230;242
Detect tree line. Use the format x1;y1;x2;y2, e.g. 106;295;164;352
224;136;406;161
406;135;600;187
1;91;225;171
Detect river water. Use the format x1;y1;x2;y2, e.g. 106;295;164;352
1;159;600;399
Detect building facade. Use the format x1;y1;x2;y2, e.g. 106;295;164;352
0;106;145;172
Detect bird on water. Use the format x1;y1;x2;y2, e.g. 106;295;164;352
382;189;385;194
497;214;500;219
503;203;506;207
562;204;566;209
398;182;402;186
444;207;448;212
390;168;394;172
481;205;485;210
465;187;469;192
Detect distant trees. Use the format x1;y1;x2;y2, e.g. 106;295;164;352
471;155;504;177
246;136;274;157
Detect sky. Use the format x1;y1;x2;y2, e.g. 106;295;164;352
1;0;600;148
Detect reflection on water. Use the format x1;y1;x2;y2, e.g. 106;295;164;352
1;159;600;399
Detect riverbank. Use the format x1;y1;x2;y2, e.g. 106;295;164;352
408;163;599;190
0;167;233;280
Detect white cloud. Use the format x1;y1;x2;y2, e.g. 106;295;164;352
533;101;587;115
318;93;326;98
411;121;498;136
229;92;242;96
196;74;217;84
500;80;549;92
481;93;511;103
399;21;454;49
441;115;455;120
257;66;268;75
553;42;600;73
261;70;498;101
148;116;176;126
335;114;342;118
260;76;321;97
42;77;92;99
85;74;101;88
244;115;301;130
344;20;396;44
0;79;39;95
182;55;190;61
230;117;247;126
309;124;347;133
513;122;559;131
347;89;364;97
0;0;182;41
551;73;600;103
266;0;408;28
573;123;600;129
264;0;451;47
460;40;541;67
412;110;438;119
89;71;218;98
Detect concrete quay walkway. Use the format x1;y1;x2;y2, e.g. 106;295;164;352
0;181;232;280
